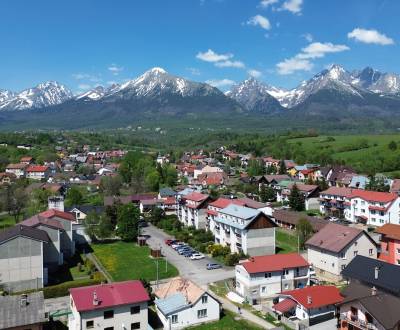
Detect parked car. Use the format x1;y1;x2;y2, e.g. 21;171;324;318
165;239;176;245
190;253;205;260
183;250;196;257
171;242;185;249
178;247;193;255
327;216;339;222
206;263;222;270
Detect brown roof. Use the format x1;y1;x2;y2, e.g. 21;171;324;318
390;179;400;193
155;277;204;304
273;210;327;232
376;223;400;241
306;223;365;253
6;163;27;170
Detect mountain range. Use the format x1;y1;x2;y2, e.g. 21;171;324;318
1;65;400;130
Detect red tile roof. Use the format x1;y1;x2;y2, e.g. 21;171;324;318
40;209;75;221
208;198;245;209
21;215;64;230
376;224;400;241
321;187;398;203
273;298;297;313
241;253;309;274
70;280;149;312
27;165;49;172
184;192;209;202
321;186;353;198
282;285;343;309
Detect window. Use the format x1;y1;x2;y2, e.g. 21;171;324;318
171;315;178;324
202;295;208;304
354;251;358;257
282;269;289;276
103;310;114;319
340;252;346;259
369;249;373;256
198;309;207;318
397;248;400;254
86;321;94;329
354;241;358;246
332;263;335;268
261;286;266;293
131;323;140;330
131;305;141;314
104;327;114;330
341;265;346;271
265;272;272;278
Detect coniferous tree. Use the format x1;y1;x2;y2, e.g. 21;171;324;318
289;184;305;211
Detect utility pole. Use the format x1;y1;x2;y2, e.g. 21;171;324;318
156;259;159;288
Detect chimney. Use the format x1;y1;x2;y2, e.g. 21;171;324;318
20;294;28;307
374;266;380;280
307;296;312;305
93;291;99;306
371;286;377;296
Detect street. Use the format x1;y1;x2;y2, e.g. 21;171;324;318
142;224;235;285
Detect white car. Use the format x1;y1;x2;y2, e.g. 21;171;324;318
328;216;339;222
190;253;205;260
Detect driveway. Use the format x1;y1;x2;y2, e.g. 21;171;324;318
142;224;235;285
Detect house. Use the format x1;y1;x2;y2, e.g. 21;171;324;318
65;205;105;223
0;292;46;330
154;277;220;329
0;225;49;291
338;281;400;330
235;253;310;305
276;182;320;210
272;209;327;232
272;285;343;327
177;192;211;229
325;166;356;187
104;193;157;207
195;172;226;188
158;187;176;199
5;163;27;178
376;223;400;265
319;187;400;226
193;165;223;179
69;280;150;330
349;175;370;190
206;197;245;230
20;156;34;165
0;172;16;185
209;204;277;256
26;165;50;180
306;223;377;281
390;178;400;195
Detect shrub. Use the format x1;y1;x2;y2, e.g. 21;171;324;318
224;253;241;266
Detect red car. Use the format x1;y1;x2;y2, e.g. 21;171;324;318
165;239;176;245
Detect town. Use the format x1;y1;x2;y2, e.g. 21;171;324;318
0;135;399;330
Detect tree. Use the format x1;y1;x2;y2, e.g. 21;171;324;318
5;186;28;222
288;184;305;211
66;186;84;206
150;206;164;226
247;159;264;176
296;218;314;250
116;203;140;241
388;141;397;151
278;159;286;174
260;185;276;202
100;175;122;196
84;211;101;240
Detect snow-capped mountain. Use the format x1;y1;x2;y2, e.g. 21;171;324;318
0;90;15;104
76;86;107;101
0;81;73;111
352;67;400;94
226;78;283;113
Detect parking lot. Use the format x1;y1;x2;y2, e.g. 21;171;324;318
142;224;234;286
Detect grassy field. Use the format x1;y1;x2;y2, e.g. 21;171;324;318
276;228;299;254
287;134;400;176
91;241;178;281
186;310;263;330
0;214;16;231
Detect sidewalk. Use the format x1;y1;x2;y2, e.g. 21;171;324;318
86;252;113;283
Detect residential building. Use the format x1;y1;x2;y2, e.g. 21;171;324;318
0;225;49;291
0;172;16;185
206;197;245;230
306;223;377;281
209;204;277;256
5;163;27;178
177;192;210;229
272;209;327;232
26;165;50;180
20;156;34;165
66;205;105;223
0;292;46;330
376;223;400;265
154;277;220;329
319;187;400;226
272;286;343;327
235;253;310;305
276;182;320;210
68;280;150;330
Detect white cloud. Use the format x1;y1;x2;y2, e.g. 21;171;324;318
276;58;313;75
215;60;245;68
259;0;279;8
280;0;302;14
78;84;91;90
186;67;201;75
302;33;313;42
348;28;394;45
196;49;233;62
72;73;102;83
108;64;124;75
205;79;235;88
298;42;350;59
248;69;262;78
246;15;271;30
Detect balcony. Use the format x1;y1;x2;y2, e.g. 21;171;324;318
340;314;378;330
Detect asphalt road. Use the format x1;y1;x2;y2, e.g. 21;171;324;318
141;224;235;286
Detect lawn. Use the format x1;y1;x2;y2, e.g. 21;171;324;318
91;241;178;282
0;214;16;231
186;310;263;330
276;228;299;254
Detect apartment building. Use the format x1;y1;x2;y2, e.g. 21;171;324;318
177;192;210;229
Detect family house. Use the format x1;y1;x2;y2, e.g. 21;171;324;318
272;209;327;232
376;223;400;265
6;163;27;178
276;182;320;210
69;281;150;330
154;277;220;330
26;165;50;180
235;253;310;305
306;223;377;281
209;204;277;256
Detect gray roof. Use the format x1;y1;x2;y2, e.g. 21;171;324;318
219;204;259;220
0;225;50;245
155;293;187;316
0;292;46;328
159;187;176;197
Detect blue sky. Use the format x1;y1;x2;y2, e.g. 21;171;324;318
0;0;399;92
